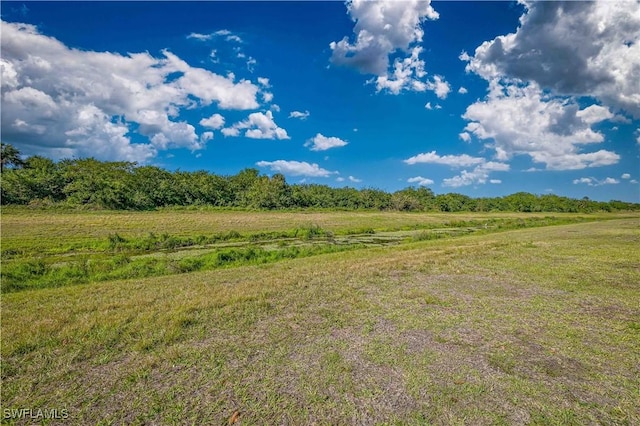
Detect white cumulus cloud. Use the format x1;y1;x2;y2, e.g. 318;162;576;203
256;160;336;177
462;82;620;170
463;1;640;118
407;176;434;186
573;177;620;186
304;133;348;151
223;111;289;140
405;150;509;188
442;161;510;188
221;127;240;137
424;102;442;111
458;1;636;179
262;92;274;103
199;113;225;129
0;20;266;162
425;75;451;99
459;132;471;143
374;46;427;95
200;131;214;143
289;110;310;120
404;151;485;167
330;0;446;96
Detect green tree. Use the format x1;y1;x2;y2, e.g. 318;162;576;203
392;187;435;211
503;192;541;212
435;193;475;212
228;168;260;207
62;159;136;209
247;173;292;209
1;143;25;172
23;156;66;201
130;166;183;208
358;188;392;210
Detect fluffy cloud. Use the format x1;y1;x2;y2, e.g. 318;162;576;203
459;132;471;143
622;173;631;179
220;127;240;137
464;1;640;117
373;46;426;94
330;0;447;96
1;20;265;162
289;110;310;120
330;0;438;75
458;87;468;95
199;113;225;129
576;104;614;124
407;176;434;186
425;75;451;99
458;1;636;179
462;82;621;170
304;133;348;151
573;177;620;186
405;150;509;187
404;151;485;167
443;161;510;188
348;176;362;183
166;52;260;110
201;132;214;143
256;160;336;177
222;111;289;140
66;105;158;162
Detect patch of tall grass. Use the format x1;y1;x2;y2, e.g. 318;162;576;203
0;243;359;292
0;215;605;292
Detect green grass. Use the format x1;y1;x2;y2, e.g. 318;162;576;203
0;210;621;292
1;211;639;424
0;207;621;256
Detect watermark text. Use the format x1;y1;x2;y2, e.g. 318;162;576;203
3;408;69;420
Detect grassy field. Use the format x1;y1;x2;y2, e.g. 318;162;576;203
0;208;622;293
1;210;639;424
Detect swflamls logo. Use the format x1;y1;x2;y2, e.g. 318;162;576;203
3;408;69;420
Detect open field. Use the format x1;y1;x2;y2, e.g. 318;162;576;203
0;209;629;293
2;208;618;254
1;210;639;424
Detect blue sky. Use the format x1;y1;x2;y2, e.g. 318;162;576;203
1;1;639;202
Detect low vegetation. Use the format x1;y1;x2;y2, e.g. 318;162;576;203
0;211;612;292
1;210;639;424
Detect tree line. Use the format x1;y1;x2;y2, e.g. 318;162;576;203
1;143;638;212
